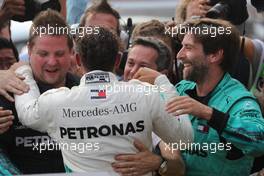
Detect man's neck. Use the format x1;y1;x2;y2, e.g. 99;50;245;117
36;78;66;89
54;79;66;88
196;69;224;97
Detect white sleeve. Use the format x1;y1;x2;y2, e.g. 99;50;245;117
151;75;194;145
152;132;161;147
154;74;179;100
14;65;52;132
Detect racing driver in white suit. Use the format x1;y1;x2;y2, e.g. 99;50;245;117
13;27;193;175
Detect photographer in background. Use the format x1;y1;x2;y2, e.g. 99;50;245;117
0;0;25;25
0;0;25;40
0;0;60;40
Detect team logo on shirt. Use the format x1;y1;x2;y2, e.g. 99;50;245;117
90;89;106;99
197;124;209;134
60;120;145;139
85;72;110;84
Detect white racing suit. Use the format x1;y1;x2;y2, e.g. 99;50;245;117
14;65;193;175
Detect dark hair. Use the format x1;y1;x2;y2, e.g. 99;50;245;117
80;0;121;36
179;18;240;72
28;9;73;49
0;37;19;61
76;27;119;72
132;20;173;50
130;19;178;84
131;37;171;71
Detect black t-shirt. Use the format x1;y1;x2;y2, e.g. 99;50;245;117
0;73;80;174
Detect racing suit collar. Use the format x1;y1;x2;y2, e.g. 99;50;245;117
209;73;232;96
185;73;230;105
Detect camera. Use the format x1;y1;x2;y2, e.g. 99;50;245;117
13;0;61;22
206;0;248;25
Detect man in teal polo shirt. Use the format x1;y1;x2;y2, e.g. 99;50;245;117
134;18;264;176
166;18;264;176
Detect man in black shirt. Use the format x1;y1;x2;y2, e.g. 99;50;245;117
0;9;79;174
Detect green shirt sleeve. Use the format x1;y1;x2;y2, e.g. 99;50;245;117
221;98;264;157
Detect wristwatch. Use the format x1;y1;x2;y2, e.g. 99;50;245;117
154;143;168;176
158;159;168;175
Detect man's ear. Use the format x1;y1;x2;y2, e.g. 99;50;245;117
27;43;33;65
114;52;122;70
76;53;87;74
208;49;224;64
160;69;168;75
27;43;32;57
76;53;82;67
